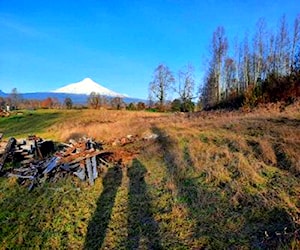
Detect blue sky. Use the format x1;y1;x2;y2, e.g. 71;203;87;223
0;0;299;99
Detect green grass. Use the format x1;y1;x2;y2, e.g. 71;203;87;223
0;108;299;249
0;110;63;138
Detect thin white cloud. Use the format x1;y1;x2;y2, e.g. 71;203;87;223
0;14;44;38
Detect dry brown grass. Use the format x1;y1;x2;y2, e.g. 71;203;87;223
47;106;299;179
1;104;299;249
47;110;170;142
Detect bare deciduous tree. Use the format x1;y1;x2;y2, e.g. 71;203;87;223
9;88;22;110
253;18;268;83
149;64;175;111
211;26;228;102
200;66;216;108
291;14;300;70
64;97;73;109
88;92;107;109
177;64;195;112
110;97;124;110
223;57;237;99
276;15;290;75
201;26;228;107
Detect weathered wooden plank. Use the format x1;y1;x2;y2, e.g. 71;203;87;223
59;150;105;164
86;158;94;186
91;156;98;179
0;137;17;171
42;156;59;174
8;173;35;179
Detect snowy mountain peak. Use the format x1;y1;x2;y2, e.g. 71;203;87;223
53;78;126;97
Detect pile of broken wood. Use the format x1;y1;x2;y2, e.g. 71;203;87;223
0;110;10;117
0;135;113;191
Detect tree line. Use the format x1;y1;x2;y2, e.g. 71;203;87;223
87;92;145;110
0;89;147;111
201;14;300;109
148;14;300;111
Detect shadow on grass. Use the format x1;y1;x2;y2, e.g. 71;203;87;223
84;166;122;250
151;125;299;248
126;158;162;250
273;143;292;171
151;126;206;240
266;117;300;127
244;117;300;128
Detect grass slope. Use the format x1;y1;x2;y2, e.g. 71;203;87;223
0;106;299;249
0;109;74;139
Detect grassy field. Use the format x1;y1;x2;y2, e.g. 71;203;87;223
0;105;299;249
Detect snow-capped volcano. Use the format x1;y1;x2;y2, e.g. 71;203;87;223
53;78;126;97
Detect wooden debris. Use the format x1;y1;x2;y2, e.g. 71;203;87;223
109;133;159;147
0;110;10;117
0;137;17;171
0;132;158;190
0;136;114;190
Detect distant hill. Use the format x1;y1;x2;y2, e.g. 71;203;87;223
0;91;145;105
0;90;7;97
22;92;89;104
21;92;144;104
0;78;145;104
